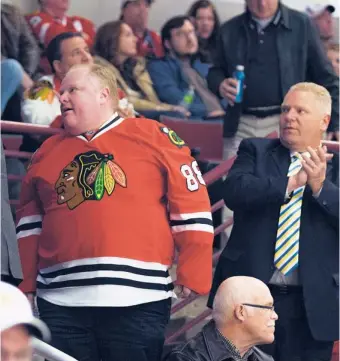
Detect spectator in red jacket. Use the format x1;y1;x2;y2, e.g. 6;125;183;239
26;0;96;74
120;0;164;59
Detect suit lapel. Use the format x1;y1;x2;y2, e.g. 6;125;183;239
269;142;291;176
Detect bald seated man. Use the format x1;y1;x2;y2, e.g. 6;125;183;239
165;277;277;361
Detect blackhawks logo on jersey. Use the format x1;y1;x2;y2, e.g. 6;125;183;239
160;127;186;148
55;151;127;210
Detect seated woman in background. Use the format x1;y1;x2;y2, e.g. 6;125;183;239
94;20;188;121
187;0;220;78
327;43;339;76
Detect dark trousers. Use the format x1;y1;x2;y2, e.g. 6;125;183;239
37;297;171;361
260;288;334;361
1;274;21;286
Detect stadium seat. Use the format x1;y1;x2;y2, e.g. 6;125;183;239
160;116;224;162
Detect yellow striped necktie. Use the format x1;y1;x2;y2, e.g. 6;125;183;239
274;154;305;275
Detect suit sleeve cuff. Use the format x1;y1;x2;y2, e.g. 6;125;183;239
312;186;323;198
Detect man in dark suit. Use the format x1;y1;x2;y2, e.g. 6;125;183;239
208;82;339;361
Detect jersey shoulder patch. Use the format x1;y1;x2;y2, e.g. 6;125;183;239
159;126;187;148
28;15;42;27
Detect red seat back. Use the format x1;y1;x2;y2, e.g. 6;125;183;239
160;116;224;162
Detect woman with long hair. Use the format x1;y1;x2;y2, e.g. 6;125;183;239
188;0;221;76
94;20;188;120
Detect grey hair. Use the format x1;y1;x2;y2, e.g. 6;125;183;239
289;82;332;116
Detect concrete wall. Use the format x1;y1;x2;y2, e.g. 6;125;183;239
4;0;339;42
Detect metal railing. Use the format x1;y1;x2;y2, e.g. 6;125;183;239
1;120;62;136
32;338;78;361
2;121;339;358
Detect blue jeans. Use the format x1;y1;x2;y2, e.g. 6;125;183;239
37;297;171;361
1;59;23;115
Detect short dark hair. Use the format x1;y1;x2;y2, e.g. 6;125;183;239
46;32;83;73
161;16;191;50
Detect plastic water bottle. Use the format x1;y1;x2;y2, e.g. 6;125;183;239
233;65;245;103
179;85;195;109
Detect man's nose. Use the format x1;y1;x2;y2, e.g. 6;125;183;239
59;92;69;104
285;108;297;120
82;50;92;62
188;32;197;42
272;310;279;320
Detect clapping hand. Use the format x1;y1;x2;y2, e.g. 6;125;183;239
300;146;333;194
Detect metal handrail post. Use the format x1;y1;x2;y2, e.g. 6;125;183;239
32;338;78;361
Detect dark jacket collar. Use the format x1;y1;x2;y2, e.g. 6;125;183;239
202;320;273;361
203;320;233;361
279;3;291;29
244;3;291;30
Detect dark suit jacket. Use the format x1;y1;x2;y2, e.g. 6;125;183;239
208;138;339;342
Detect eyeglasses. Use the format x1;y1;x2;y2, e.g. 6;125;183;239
242;303;275;312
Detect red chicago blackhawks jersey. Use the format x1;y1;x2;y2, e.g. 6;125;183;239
17;114;213;307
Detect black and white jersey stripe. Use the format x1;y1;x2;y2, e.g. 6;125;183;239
36;257;174;307
16;215;42;239
170;212;214;233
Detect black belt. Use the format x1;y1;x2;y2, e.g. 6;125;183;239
243;107;281;118
268;284;302;295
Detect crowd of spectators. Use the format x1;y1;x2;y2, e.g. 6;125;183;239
1;0;339;360
1;0;339;140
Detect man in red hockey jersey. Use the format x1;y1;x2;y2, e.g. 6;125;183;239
17;63;214;361
26;0;95;73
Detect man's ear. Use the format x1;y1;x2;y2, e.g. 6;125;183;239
321;114;331;132
99;87;110;104
234;304;246;322
164;39;172;52
53;60;62;75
